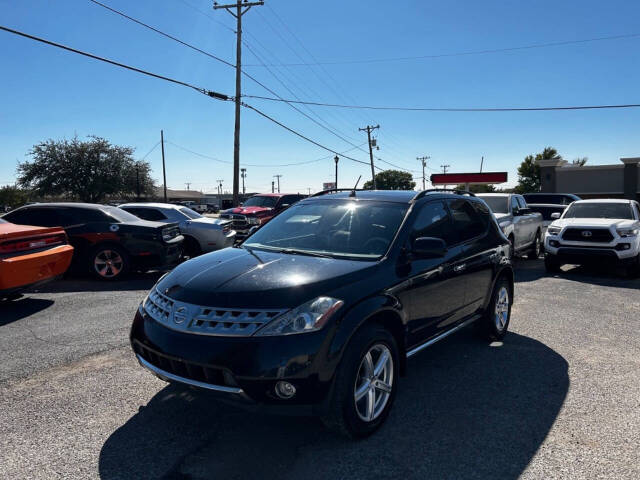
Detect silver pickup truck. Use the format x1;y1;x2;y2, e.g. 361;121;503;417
477;193;544;259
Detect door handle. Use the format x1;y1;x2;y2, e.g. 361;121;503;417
454;264;466;273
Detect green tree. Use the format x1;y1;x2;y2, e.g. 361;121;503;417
514;147;562;194
0;185;30;209
455;184;496;193
363;170;416;190
17;136;155;202
572;157;588;166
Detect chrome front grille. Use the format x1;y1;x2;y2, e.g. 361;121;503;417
219;214;248;228
144;287;286;336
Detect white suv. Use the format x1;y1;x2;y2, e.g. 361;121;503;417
544;199;640;275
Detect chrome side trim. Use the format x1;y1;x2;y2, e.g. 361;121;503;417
136;354;245;394
406;314;480;358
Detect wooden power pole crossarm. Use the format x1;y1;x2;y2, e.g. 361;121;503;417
359;124;379;189
213;0;264;207
417;155;430;190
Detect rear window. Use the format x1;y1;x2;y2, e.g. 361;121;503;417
529;205;566;221
478;196;509;214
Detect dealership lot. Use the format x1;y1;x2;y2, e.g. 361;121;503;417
1;261;639;480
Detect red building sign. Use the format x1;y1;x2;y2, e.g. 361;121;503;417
430;172;508;185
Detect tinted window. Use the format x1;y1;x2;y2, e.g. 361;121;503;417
510;196;520;213
478;196;509;214
448;199;487;243
66;208;110;223
280;195;303;207
563;203;633;220
123;207;167;221
4;207;59;227
179;207;202;219
516;196;527;209
243;196;278;208
410;201;454;245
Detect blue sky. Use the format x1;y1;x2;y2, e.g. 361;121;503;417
1;0;639;194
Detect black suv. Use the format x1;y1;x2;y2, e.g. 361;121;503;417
130;190;513;437
3;203;183;280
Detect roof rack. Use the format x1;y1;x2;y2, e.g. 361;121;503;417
412;188;476;201
310;188;371;198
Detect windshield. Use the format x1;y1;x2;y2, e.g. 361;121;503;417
478;196;509;214
102;206;143;223
179;207;202;219
563;203;633;220
244;200;408;259
243;196;278;208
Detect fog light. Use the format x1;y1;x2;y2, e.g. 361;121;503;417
549;240;560;247
275;381;296;399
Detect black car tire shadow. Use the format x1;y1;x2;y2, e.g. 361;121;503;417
99;331;568;480
25;271;163;294
0;297;55;326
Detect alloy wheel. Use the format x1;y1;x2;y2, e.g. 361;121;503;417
494;286;510;330
354;344;394;422
94;249;124;278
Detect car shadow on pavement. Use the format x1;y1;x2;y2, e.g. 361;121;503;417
99;330;568;480
25;272;163;294
0;297;55;327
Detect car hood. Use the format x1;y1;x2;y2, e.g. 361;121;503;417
187;217;227;229
551;218;637;229
222;206;273;216
156;247;377;308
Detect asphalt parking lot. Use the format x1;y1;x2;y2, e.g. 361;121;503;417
1;259;639;480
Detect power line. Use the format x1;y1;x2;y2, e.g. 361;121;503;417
242;94;640;112
0;25;231;101
244;32;640;66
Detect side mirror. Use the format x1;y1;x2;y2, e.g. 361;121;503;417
551;212;561;219
412;237;447;259
247;225;259;236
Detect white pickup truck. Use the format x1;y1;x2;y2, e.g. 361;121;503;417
477;193;544;259
544;199;640;275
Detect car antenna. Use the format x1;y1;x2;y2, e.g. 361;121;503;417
350;176;361;197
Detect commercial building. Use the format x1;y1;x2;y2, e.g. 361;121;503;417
538;157;640;200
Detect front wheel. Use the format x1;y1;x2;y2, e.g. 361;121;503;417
322;325;399;438
527;231;542;260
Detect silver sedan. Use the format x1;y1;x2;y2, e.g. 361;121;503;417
119;203;236;257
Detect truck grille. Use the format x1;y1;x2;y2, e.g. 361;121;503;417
219;214;248;228
562;228;613;243
143;287;286;336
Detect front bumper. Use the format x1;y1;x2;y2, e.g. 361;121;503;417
544;236;638;264
130;309;336;412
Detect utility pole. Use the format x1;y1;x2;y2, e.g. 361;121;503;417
213;0;264;207
273;174;282;193
240;168;246;196
185;182;191;191
217;179;223;207
334;155;339;188
417;156;430;190
359;125;379;189
307;187;311;195
135;164;141;200
161;130;167;202
271;181;275;193
441;165;450;174
480;156;484;173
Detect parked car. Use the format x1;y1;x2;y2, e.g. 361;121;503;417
119;203;235;257
3;203;183;280
130;189;514;437
0;219;74;299
219;193;307;240
528;204;568;235
522;193;581;206
477;193;544;259
544;199;640;275
191;204;208;214
205;203;220;214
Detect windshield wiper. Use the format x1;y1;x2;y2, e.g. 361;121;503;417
279;248;333;259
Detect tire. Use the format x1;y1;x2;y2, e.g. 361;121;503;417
322;324;399;439
544;255;562;273
508;235;515;259
183;236;202;259
479;277;512;341
527;231;542;260
89;244;129;281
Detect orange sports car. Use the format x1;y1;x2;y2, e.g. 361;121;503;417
0;218;74;298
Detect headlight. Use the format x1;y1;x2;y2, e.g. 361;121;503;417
254;296;344;336
547;226;561;235
617;228;639;237
247;217;261;225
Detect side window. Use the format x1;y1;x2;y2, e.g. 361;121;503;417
3;208;34;225
280;195;300;207
448;199;487;243
510;196;520;213
125;208;166;221
516;196;527;209
71;208;110;223
410;201;454;245
5;208;59;227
